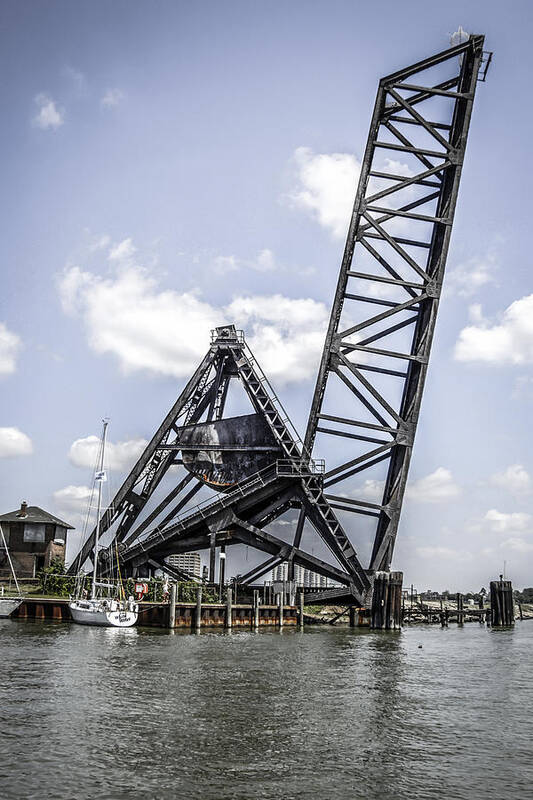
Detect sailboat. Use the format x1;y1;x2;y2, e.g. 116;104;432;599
69;420;138;627
0;522;24;617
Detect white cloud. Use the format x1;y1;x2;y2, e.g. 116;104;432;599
101;88;124;108
415;546;465;561
69;435;148;471
59;264;224;377
90;234;111;252
353;479;385;502
53;485;95;535
467;303;484;324
62;66;86;94
484;509;531;534
32;93;65;130
406;467;461;503
490;464;531;497
454;294;533;364
445;254;497;297
58;249;328;384
58;266;93;314
499;537;533;553
226;294;328;383
289;146;360;239
0;427;33;457
212;249;277;275
254;249;276;272
213;255;239;275
0;323;21;375
108;237;136;262
53;484;92;511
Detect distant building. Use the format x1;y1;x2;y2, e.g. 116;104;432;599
271;562;331;588
420;590;440;601
0;501;73;578
166;552;201;578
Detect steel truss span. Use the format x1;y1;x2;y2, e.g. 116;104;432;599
301;34;489;577
68;37;490;606
69;325;371;605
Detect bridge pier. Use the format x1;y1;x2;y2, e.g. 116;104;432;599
168;583;177;628
456;593;464;625
253;590;260;630
195;585;202;632
225;588;233;629
370;571;403;630
490;577;514;627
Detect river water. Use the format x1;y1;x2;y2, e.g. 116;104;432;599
1;619;531;800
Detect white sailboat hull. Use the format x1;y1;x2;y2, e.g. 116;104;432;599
0;598;23;618
69;600;138;628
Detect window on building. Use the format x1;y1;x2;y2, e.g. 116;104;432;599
23;523;45;543
55;526;67;542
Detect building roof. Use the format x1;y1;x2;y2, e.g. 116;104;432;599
0;505;74;529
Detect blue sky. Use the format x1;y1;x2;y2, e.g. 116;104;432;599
1;0;533;591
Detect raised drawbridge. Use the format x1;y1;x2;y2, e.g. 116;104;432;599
69;35;490;610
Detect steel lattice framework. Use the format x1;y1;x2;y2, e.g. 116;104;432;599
69;36;490;606
298;34;489;578
69;327;371;603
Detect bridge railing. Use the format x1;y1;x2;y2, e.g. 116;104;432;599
134;458;325;551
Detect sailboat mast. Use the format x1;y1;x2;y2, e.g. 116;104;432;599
0;522;21;598
91;420;108;600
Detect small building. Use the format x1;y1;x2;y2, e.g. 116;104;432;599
0;501;73;578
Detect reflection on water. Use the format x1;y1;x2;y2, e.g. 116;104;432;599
1;621;532;800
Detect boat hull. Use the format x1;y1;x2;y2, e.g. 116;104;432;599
69;601;137;628
0;598;23;618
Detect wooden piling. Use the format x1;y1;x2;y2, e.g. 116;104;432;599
195;585;202;632
298;591;304;631
349;607;356;627
253;590;259;630
457;593;464;625
490;578;514;626
370;571;403;630
225;587;233;629
168;583;177;629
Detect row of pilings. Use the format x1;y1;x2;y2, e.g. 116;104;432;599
366;573;515;629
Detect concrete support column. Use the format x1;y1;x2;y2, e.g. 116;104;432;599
278;592;284;629
299;591;304;631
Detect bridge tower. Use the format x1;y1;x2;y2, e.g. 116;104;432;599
295;33;490;590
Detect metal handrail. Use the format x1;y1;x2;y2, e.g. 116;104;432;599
241;342;313;462
211;328;245;345
134;458;324;551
